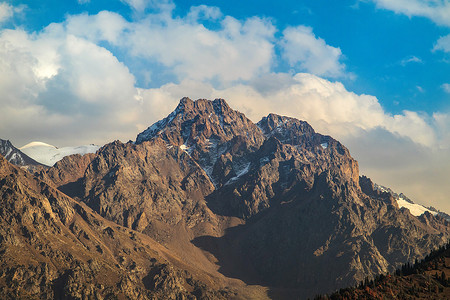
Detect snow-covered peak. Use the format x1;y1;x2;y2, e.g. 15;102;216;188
19;142;100;166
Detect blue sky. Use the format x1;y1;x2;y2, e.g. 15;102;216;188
1;0;450;211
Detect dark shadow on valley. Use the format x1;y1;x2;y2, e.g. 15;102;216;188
58;178;84;200
192;192;308;300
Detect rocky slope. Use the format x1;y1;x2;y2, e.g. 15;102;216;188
0;139;44;170
0;154;233;299
38;97;450;299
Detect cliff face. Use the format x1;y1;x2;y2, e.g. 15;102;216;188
35;97;450;298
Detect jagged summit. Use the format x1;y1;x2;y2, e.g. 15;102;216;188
257;113;315;137
136;97;264;147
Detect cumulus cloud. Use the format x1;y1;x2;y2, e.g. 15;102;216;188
65;11;128;45
434;34;450;53
0;2;23;23
442;83;450;93
0;24;142;146
0;3;13;23
280;26;345;78
62;9;276;84
127;15;276;83
187;5;222;21
371;0;450;27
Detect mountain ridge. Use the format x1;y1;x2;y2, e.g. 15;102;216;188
3;97;450;299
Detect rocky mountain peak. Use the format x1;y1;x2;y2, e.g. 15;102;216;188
175;97;231;115
136;97;265;151
258;113;315;137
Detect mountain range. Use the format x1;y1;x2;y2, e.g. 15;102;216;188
1;97;449;299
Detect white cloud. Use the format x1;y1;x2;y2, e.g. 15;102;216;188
372;0;450;27
187;5;222;21
0;3;12;23
280;26;345;78
0;2;23;23
0;25;141;146
131;15;275;82
120;0;175;12
0;5;353;147
65;11;128;45
121;0;150;11
62;9;276;84
433;112;450;149
434;34;450;52
400;55;422;66
442;83;450;93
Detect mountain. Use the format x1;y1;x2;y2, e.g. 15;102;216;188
37;97;450;298
19;141;100;166
0;139;43;170
0;153;234;299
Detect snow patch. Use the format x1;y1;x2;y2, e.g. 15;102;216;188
320;143;328;149
5;148;12;157
136;110;177;143
225;162;251;185
397;196;437;217
259;157;270;166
